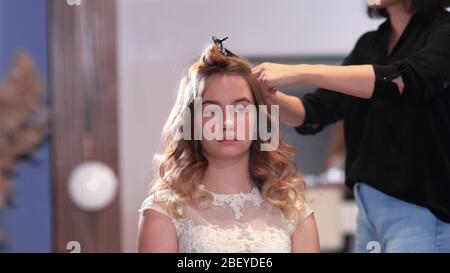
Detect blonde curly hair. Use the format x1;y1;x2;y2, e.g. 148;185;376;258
149;44;306;220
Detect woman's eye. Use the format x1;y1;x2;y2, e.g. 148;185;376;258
203;110;216;116
203;105;221;116
235;105;248;113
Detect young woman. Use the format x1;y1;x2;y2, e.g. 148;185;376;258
252;0;450;252
137;42;320;253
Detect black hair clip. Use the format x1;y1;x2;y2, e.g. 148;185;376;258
212;36;236;57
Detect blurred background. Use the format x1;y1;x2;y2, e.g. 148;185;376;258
0;0;389;253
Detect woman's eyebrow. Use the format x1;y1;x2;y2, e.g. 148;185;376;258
232;98;252;104
202;97;252;105
201;99;220;105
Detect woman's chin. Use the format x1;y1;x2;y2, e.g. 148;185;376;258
211;141;251;158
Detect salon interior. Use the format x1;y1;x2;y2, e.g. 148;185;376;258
2;0;440;253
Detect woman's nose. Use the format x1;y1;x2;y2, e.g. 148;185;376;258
223;116;234;131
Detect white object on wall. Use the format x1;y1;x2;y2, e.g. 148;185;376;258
68;161;118;211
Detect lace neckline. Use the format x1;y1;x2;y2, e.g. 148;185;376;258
198;184;258;196
198;184;263;219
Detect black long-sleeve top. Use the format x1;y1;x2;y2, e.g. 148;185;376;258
296;9;450;223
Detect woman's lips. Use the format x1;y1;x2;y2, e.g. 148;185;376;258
217;137;238;143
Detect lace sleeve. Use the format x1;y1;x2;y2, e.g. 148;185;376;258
288;203;314;235
300;203;313;220
139;194;173;220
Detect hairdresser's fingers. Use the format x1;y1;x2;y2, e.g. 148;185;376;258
252;64;262;74
252;63;267;77
258;71;276;88
257;72;269;87
252;68;262;78
257;73;277;96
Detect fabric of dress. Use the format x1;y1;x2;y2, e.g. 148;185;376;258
139;184;313;253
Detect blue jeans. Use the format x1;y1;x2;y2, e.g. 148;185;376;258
353;183;450;253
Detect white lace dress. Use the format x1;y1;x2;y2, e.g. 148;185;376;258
139;184;312;253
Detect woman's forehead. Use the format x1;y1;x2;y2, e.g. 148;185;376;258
202;74;254;103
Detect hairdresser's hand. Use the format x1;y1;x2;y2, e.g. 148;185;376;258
252;63;302;91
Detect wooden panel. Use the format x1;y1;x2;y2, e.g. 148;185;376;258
49;0;120;252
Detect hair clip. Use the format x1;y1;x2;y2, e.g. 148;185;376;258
212;36;236;57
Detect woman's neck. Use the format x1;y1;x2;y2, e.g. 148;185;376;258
387;3;413;39
201;152;255;194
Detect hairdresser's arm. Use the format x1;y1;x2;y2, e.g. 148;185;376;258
253;63;405;99
264;90;306;127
